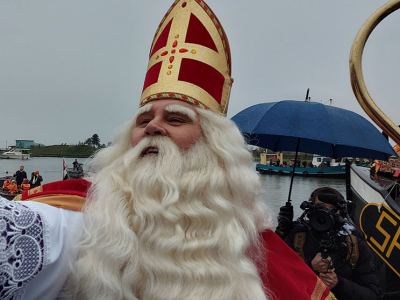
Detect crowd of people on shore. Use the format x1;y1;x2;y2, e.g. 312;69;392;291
1;165;43;195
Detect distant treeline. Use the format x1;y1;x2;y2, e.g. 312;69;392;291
29;145;97;157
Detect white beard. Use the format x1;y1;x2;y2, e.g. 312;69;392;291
67;118;271;300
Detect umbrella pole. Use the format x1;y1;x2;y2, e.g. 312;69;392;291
287;138;300;203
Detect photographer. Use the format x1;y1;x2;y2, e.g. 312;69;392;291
276;187;379;300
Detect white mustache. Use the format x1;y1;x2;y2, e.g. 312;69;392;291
121;136;181;169
134;136;179;157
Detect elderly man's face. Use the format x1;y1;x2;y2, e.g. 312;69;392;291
131;99;203;151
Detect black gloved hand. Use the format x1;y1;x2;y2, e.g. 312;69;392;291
275;202;294;239
278;202;294;221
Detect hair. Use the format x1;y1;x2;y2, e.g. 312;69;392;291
309;187;344;203
65;106;272;300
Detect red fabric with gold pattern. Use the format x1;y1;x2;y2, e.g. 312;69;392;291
141;0;233;115
19;179;91;201
260;230;334;300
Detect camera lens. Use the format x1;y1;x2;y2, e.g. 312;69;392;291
308;210;335;232
317;216;327;225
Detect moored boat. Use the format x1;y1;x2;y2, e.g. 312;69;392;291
0;148;30;160
256;154;350;178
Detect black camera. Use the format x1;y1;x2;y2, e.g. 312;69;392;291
298;193;353;262
299;193;347;232
318;236;348;261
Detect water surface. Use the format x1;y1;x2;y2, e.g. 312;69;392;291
0;158;346;222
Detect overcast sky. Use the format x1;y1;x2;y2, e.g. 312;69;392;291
1;0;399;147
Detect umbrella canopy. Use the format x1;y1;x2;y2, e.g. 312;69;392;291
231;100;396;160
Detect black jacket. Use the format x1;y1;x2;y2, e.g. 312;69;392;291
14;170;27;186
284;222;380;300
29;175;43;188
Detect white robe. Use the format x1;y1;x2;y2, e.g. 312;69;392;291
0;196;82;300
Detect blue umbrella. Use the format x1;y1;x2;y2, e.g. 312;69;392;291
232;100;396;160
231;100;397;202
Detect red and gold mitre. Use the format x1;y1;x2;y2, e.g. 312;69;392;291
140;0;232;115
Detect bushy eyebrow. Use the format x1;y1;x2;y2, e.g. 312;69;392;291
165;104;197;121
132;104;153;124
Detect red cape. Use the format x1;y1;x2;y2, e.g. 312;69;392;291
260;230;334;299
17;180;335;299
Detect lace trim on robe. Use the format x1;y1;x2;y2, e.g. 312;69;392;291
0;198;49;300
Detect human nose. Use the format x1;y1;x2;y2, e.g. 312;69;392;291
145;118;167;136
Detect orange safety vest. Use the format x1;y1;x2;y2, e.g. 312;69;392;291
8;184;17;193
3;181;10;189
22;183;31;190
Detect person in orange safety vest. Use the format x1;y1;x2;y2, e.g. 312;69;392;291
21;179;31;191
7;180;18;194
2;177;11;191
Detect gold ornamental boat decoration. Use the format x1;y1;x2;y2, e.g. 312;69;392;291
349;0;400;145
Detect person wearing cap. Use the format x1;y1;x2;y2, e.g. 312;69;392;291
0;1;336;299
279;187;379;300
30;170;43;188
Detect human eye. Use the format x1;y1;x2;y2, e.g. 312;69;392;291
168;114;190;124
136;117;151;126
169;117;186;123
141;119;151;125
